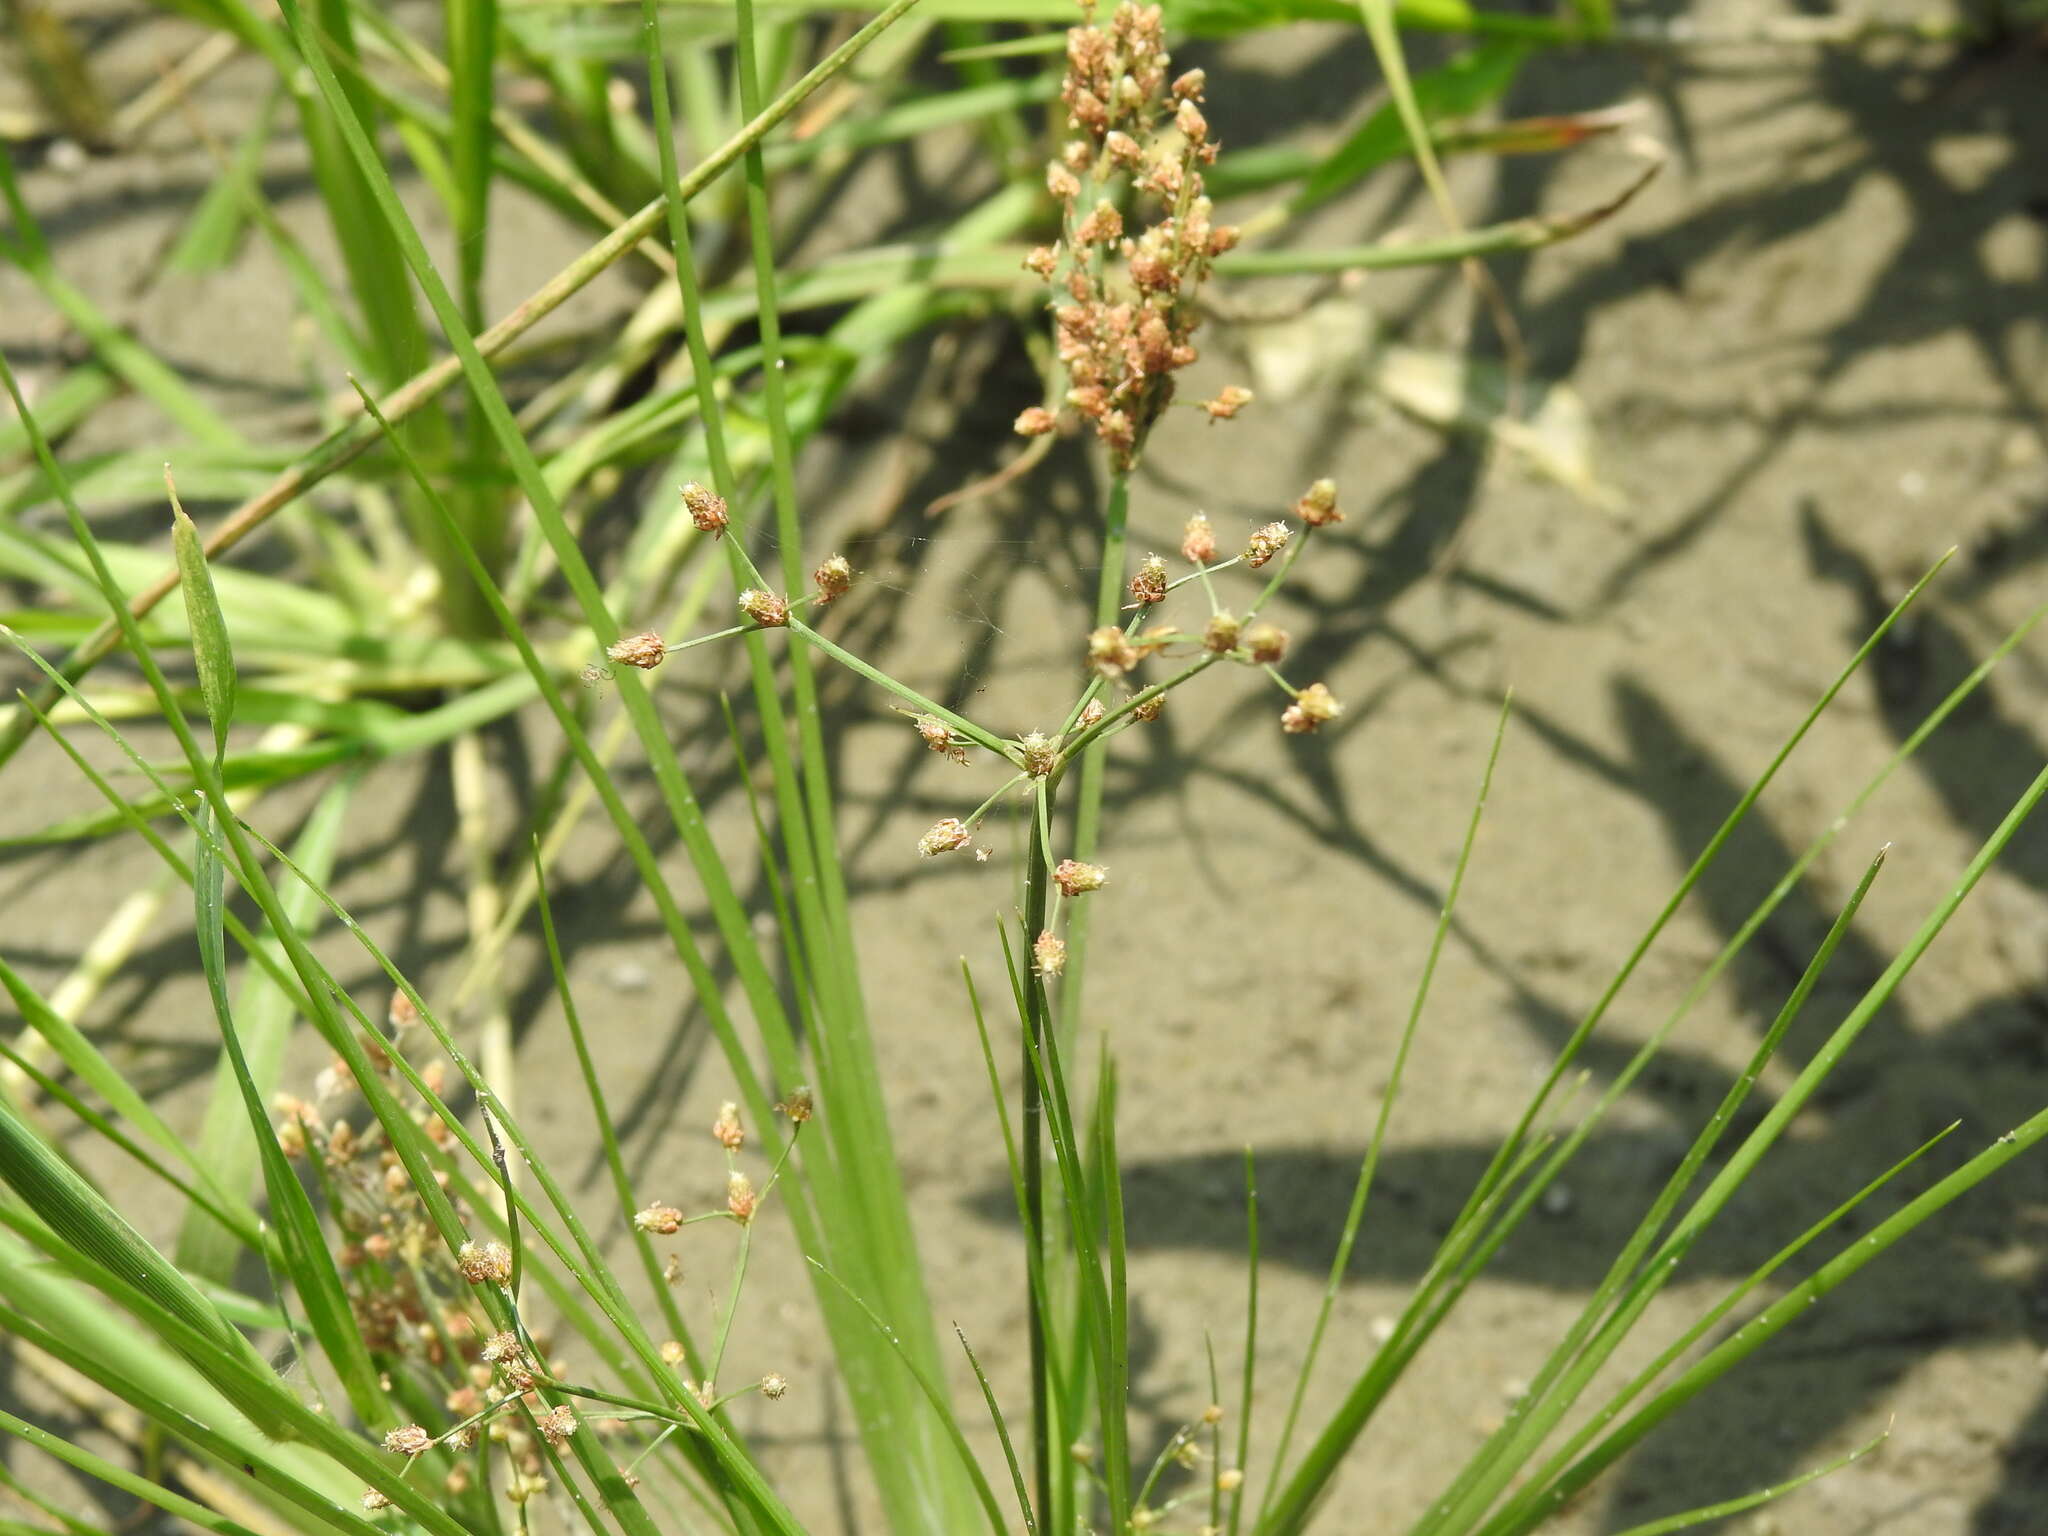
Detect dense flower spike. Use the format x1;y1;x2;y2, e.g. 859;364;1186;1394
1088;625;1141;677
761;1373;790;1400
606;630;667;671
1201;385;1253;420
1020;731;1059;777
1203;612;1242;653
777;1085;815;1123
1244;622;1290;664
537;1406;578;1447
1054;859;1109;896
455;1241;512;1285
1025;2;1236;468
1181;512;1216;565
712;1102;744;1150
1129;553;1169;607
738;589;790;627
1244;521;1291;568
1281;681;1343;734
1294;477;1342;526
635;1202;683;1235
726;1172;758;1224
918;817;972;857
682;481;729;538
813;554;853;604
384;1425;433;1457
1014;405;1058;437
1034;930;1068;976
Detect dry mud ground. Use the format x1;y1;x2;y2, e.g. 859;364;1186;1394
4;6;2048;1534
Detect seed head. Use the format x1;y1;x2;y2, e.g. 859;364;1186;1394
1132;695;1164;723
1281;682;1342;735
537;1406;577;1447
1202;1402;1225;1424
1074;199;1124;247
1244;521;1291;567
388;991;419;1030
712;1101;745;1150
1014;405;1058;437
1088;626;1141;678
726;1172;757;1224
1244;623;1289;664
384;1425;433;1457
660;1339;687;1366
1201;385;1253;421
1181;512;1216;565
738;589;790;627
1128;553;1168;608
455;1241;512;1286
1217;1468;1245;1492
1105;129;1142;167
1294;477;1342;526
1024;244;1060;280
362;1489;393;1512
507;1473;548;1505
1033;930;1068;977
813;554;853;605
606;630;668;671
482;1331;526;1367
635;1202;684;1235
760;1373;790;1401
1079;699;1106;729
918;817;973;858
1054;859;1108;897
1208;223;1242;256
1019;731;1059;778
682;482;729;538
1176;98;1209;145
777;1085;815;1123
1047;160;1081;203
1203;613;1242;653
1172;67;1206;100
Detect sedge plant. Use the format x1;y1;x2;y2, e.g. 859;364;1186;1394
1;3;2046;1536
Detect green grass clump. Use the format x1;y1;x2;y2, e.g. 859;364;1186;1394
0;2;2043;1534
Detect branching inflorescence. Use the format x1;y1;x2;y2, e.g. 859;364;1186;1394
1014;1;1247;467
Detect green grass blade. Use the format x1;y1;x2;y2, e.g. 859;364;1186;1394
1605;1428;1887;1536
1259;694;1509;1517
1229;1146;1258;1536
190;793;388;1430
808;1260;1013;1535
1420;846;1890;1534
1494;755;2048;1529
0;3;922;777
0;152;244;449
176;776;347;1280
167;482;237;765
1482;1124;1955;1536
1291;39;1526;216
0;1408;262;1536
